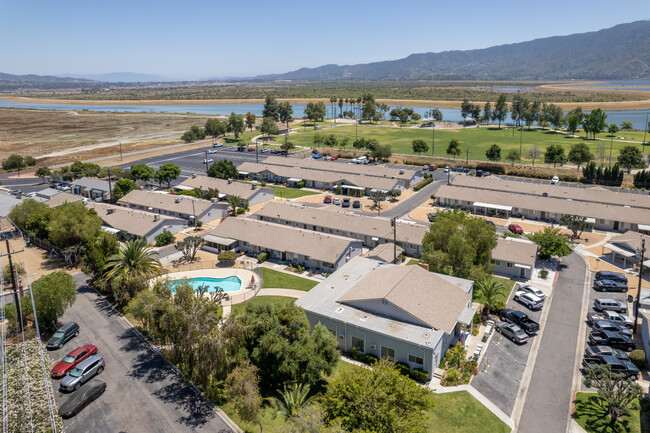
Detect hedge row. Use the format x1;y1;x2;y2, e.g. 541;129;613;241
413;176;434;191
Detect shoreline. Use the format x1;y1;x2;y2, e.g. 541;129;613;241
3;96;650;111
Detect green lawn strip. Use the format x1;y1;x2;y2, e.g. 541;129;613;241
574;392;642;433
426;391;511;433
271;185;320;199
231;295;295;315
283;124;644;163
261;268;319;291
405;259;421;265
492;275;516;296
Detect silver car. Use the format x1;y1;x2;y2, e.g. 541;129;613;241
60;354;105;392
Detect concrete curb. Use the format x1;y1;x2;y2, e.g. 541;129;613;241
80;277;243;433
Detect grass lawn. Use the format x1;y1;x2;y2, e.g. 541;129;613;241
231;295;296;315
271;185;320;199
282;124;646;164
405;259;421;266
473;275;515;303
427;391;511;433
261;268;319;291
574;392;642;433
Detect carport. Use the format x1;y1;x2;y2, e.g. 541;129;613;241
341;185;365;197
287;177;303;187
473;201;512;218
601;242;635;267
203;234;238;252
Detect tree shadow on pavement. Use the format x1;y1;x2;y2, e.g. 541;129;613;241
118;328;173;384
152;382;218;428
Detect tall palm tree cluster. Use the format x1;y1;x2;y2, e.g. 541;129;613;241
102;239;162;303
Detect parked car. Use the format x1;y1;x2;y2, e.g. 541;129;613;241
500;309;540;335
260;148;269;153
508;224;524;234
58;183;71;191
551;176;559;185
582;355;639;379
518;284;546;301
594;298;627;314
593;279;628;292
495;322;529;344
202;158;214;164
60;355;105;392
47;322;80;350
331;156;339;160
207;149;217;154
428;164;437;171
247;147;254;152
584;345;629;361
342;197;351;208
312;153;323;159
59;379;106;418
212;142;223;147
271;149;280;154
333;198;341;205
588;330;635;351
595;271;628;284
443;166;450;173
350;158;358;164
587;311;633;328
591;320;633;337
237;146;245;152
513;291;543;310
352;200;361;209
323;195;332;204
427;213;437;222
51;344;98;378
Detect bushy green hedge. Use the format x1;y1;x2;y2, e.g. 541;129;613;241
257;252;268;264
630;349;646;369
361;353;379;365
155;230;175;247
410;368;429;383
395;361;411;376
296;181;306;188
413;176;433;191
236;207;246;215
218;251;237;261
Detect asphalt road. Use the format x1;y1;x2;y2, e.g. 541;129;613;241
518;252;587;433
48;274;233;433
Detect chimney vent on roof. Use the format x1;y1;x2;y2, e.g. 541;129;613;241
175;197;182;203
542;192;548;197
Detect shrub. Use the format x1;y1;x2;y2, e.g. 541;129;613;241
413;176;433;191
154;230;175;247
296;181;306;188
476;163;505;174
395;361;411;377
257;252;268;264
218;251;237;262
539;269;549;279
630;350;646;369
441;367;460;386
196;220;203;228
410;368;429;383
472;327;479;336
259;180;267;187
362;353;379;365
236;207;246;215
350;346;359;360
473;313;481;325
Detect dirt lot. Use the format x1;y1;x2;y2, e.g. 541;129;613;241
0;108;214;163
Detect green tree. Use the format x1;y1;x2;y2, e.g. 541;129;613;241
304;102;327;127
2;154;25;174
505;149;520;165
288;405;344;433
527;143;542;166
205;118;228;139
568;142;594;170
371;144;392;161
446;138;461;158
561;214;587;240
228;112;246;140
24;156;36;166
620;121;634;130
8;198;52;238
474;278;506;317
567;114;581;136
492;94;508;128
175;236;205;261
245;112;257;132
583;364;643;422
262;96;280;121
421;209;497;281
278;101;294;147
259;117;279;138
411;139;429;155
182;130;197;143
82;231;119;282
527;227;573;259
104;239;162;302
370;190;386;215
155;230;175;247
544;144;567;167
323;359;433;433
207;159;238;179
482;102;492;125
582;108;608;139
227;195;242;215
49;202;102;249
154;163;181;188
130;163;156;182
273;383;315;419
485;144;501;161
225;362;264;433
35;167;51;183
608;123;619;136
112;178;137;201
340;136;350;149
617;145;645;173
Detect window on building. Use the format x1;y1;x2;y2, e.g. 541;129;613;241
351;336;365;353
506;262;513;268
408;354;424;366
381;346;395;361
328;328;336;337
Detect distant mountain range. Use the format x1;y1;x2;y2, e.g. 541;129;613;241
59;72;175;83
258;21;650;81
0;72;92;83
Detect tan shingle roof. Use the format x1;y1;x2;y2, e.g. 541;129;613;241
338;265;471;333
45;192;83;208
492;238;537;267
254;201;428;245
86;202;184;237
179;176;274;201
609;231;650;252
118;190;225;216
364;243;404;263
206;217;358;264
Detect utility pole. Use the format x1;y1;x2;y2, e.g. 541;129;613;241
609;136;614;168
633;238;646;334
643;113;649;154
119;141;123;162
519;127;523;162
255;139;259;164
466;149;469;167
107;170;112;204
204;150;209;175
5;238;23;332
391;217;397;263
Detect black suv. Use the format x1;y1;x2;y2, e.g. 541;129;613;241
46;322;80;350
595;271;628;284
593;280;628;292
589;330;635;351
583;354;640;379
500;309;540;335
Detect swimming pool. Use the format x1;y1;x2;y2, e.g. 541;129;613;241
170;276;242;294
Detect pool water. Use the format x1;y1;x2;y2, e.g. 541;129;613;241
170;276;242;293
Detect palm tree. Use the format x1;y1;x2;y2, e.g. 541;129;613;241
474;278;506;318
272;383;315;419
104;239;162;301
227;195;242;216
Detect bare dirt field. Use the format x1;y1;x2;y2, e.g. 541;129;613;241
0;108;214;163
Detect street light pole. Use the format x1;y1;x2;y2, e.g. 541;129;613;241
643;113;649;154
255;139;259;164
519;127;523;162
633;238;646;334
204;150;209;175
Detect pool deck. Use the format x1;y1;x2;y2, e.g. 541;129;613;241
161;268;260;304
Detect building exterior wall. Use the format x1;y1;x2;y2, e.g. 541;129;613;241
248;190;275;207
143;220;185;243
491;259;532;279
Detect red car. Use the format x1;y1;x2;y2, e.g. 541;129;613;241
508;224;524;234
51;344;98;378
323;195;332;204
331;156;339;160
247;147;254;152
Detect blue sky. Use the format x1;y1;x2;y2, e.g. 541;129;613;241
1;0;649;79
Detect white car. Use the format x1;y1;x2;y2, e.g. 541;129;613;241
333;198;341;205
518;284;546;301
207;149;217;154
551;176;559;185
213;142;223;147
349;158;358;164
513;291;544;310
443;166;450;173
260;148;269;153
202;158;214;164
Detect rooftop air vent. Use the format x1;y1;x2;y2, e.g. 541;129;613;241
335;307;345;314
360;315;369;321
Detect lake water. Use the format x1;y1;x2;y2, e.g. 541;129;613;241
570;80;650;92
1;98;648;130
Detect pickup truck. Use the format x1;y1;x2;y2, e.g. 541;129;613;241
589;330;635;351
500;309;540;335
587;310;634;328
